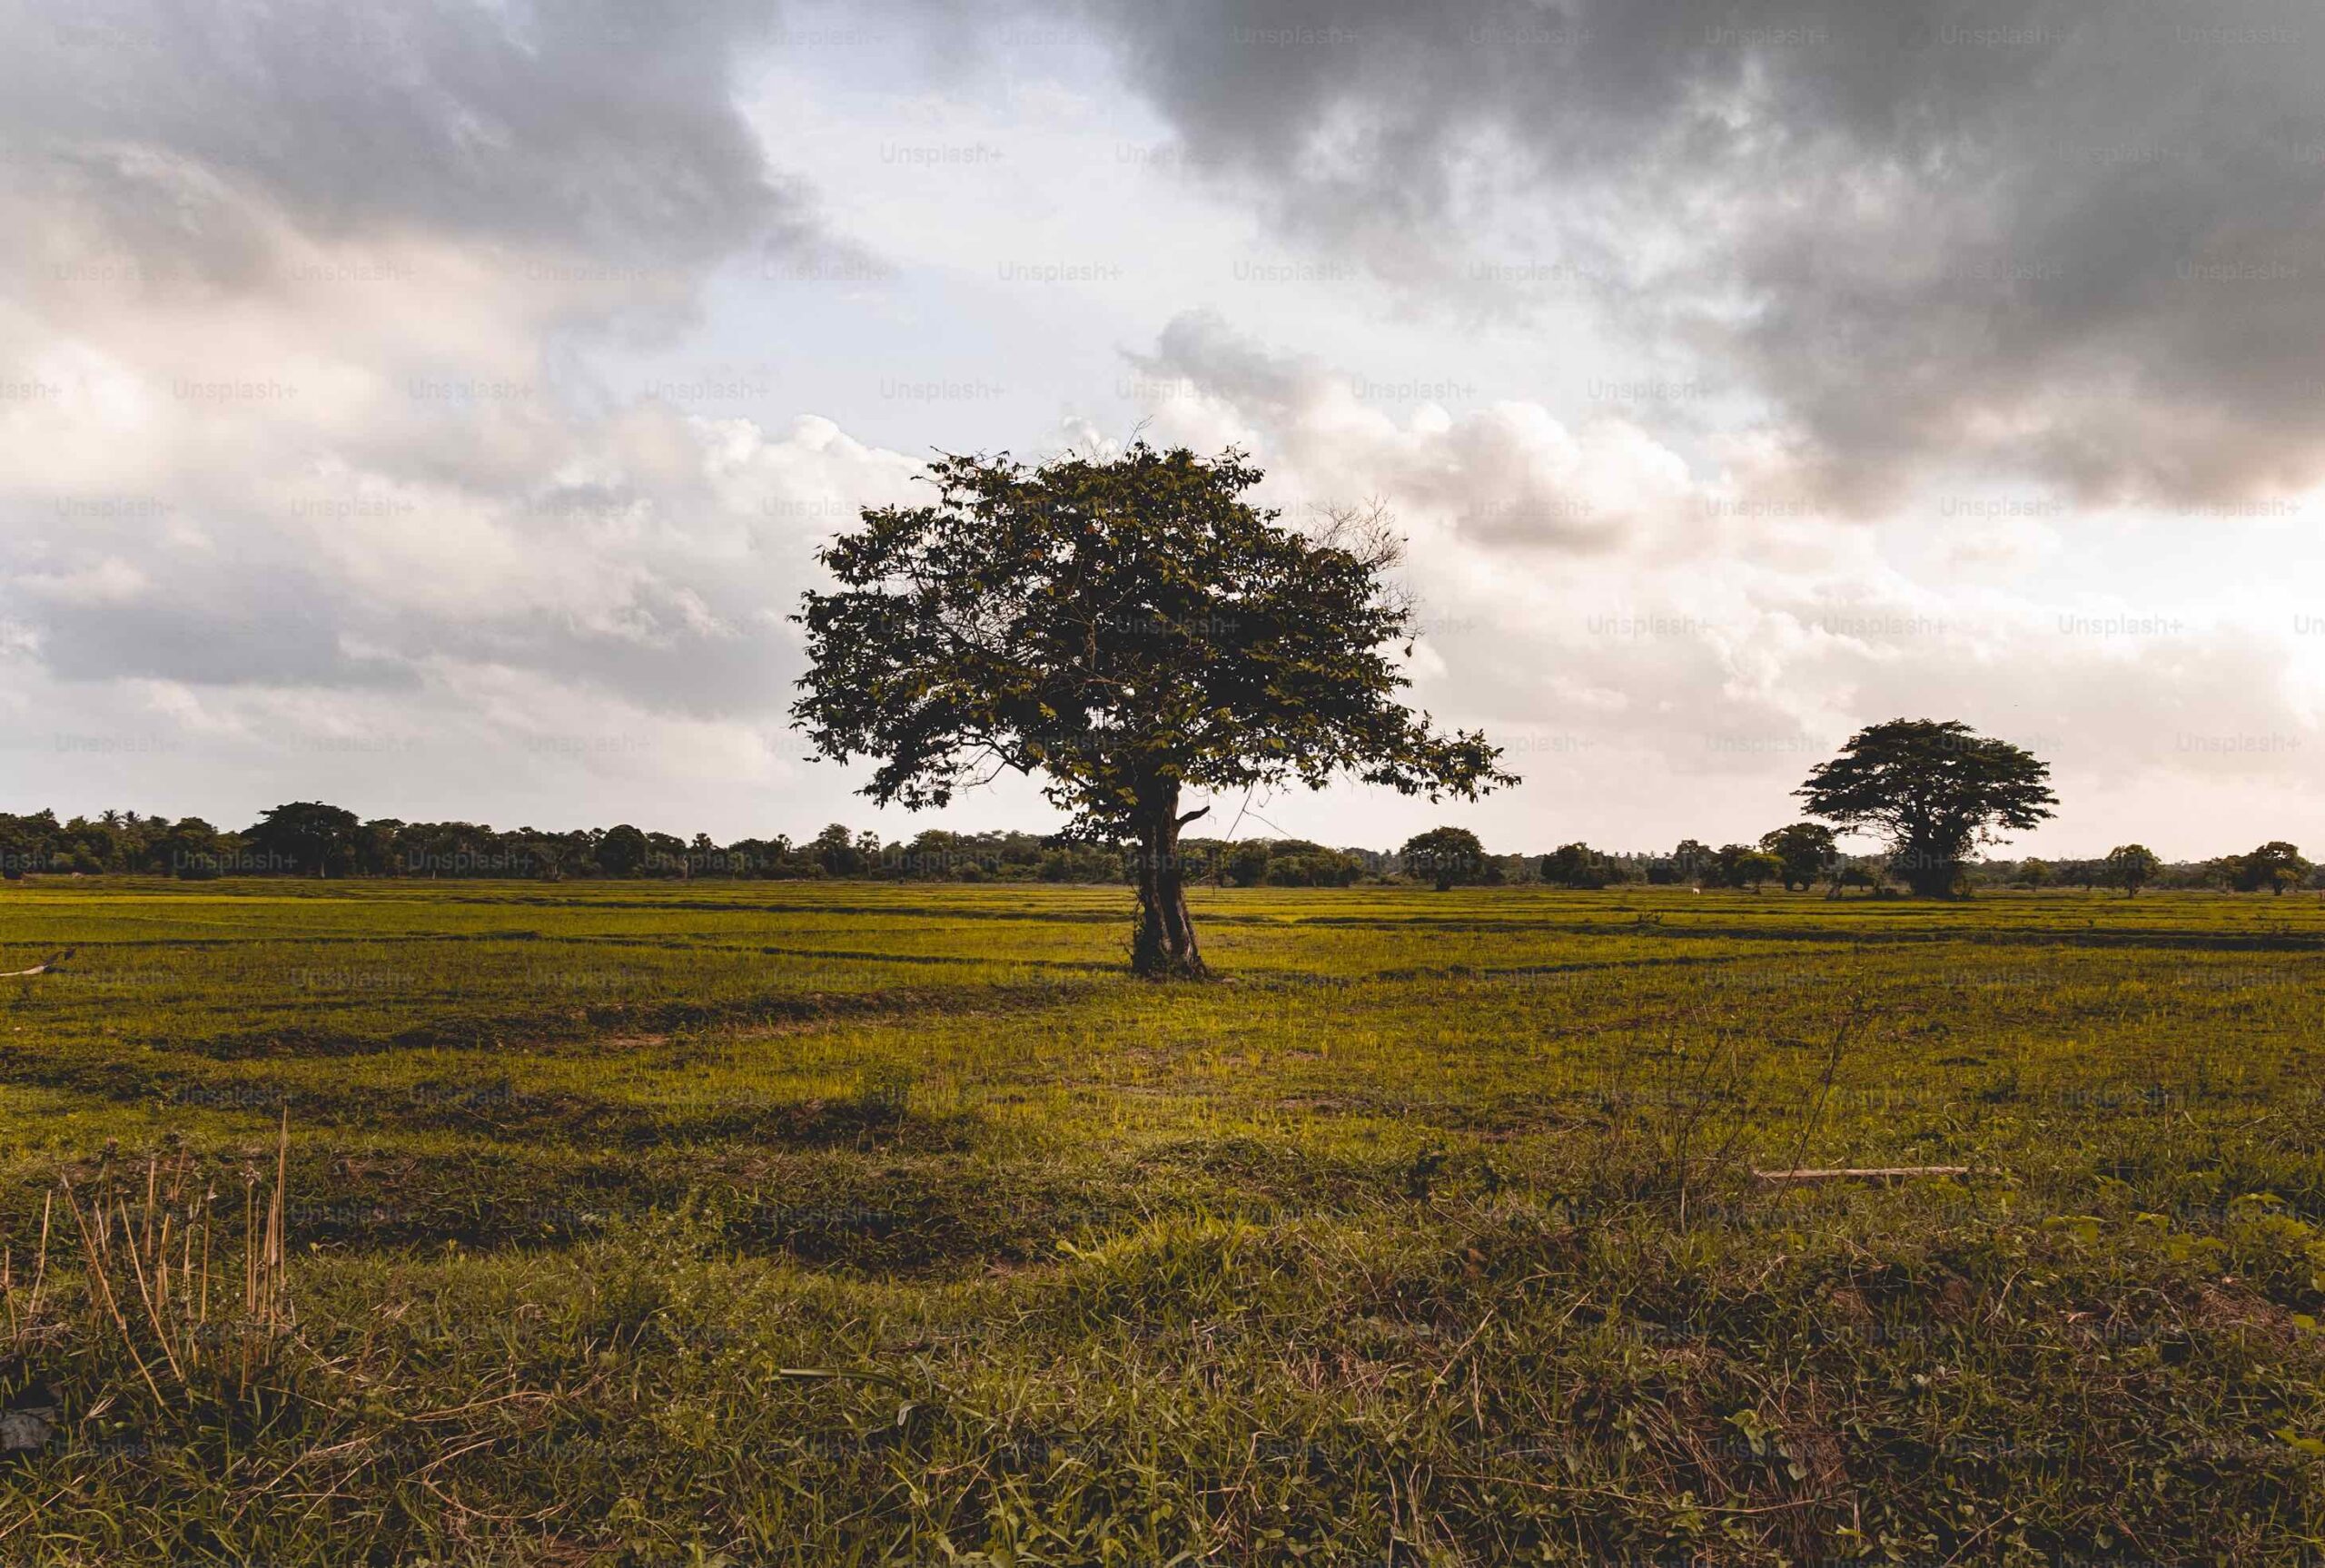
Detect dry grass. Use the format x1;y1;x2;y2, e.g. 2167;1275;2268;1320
0;879;2320;1563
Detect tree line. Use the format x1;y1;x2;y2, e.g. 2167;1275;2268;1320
0;803;2306;897
0;807;1117;883
1406;824;2315;896
0;804;1390;884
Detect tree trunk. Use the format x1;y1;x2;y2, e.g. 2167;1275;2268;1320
1130;791;1206;980
1896;843;1963;898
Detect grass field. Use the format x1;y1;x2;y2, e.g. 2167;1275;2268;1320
3;878;2324;1564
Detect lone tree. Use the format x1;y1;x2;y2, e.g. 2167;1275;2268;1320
2103;843;2161;896
1402;826;1491;892
1795;719;2057;897
2231;841;2310;894
792;445;1514;977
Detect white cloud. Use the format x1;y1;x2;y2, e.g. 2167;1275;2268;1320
1113;314;2325;854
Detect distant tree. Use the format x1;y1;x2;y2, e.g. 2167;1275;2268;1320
794;445;1513;976
1758;823;1839;892
1670;839;1715;886
2015;858;2052;890
0;823;39;877
244;802;361;877
506;830;569;882
351;818;402;876
1832;863;1881;897
1264;842;1364;887
1541;842;1611;890
61;816;115;873
641;831;687;876
2051;857;2104;891
2102;843;2161;897
597;823;649;876
808;823;862;877
1222;841;1274;888
2230;841;2310;894
1729;849;1784;892
1404;826;1491;891
152;816;228;880
1796;719;2057;897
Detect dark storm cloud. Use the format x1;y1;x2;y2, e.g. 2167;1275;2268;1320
1;0;798;281
1072;0;2325;506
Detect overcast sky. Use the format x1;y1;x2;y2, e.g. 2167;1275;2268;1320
4;0;2320;857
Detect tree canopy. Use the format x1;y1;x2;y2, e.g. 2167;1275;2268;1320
1402;826;1492;891
1758;823;1839;892
1541;842;1613;890
244;801;361;877
2103;843;2160;896
792;444;1514;974
2230;841;2310;894
1796;719;2057;896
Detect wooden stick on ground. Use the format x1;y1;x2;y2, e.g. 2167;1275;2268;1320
1752;1166;1971;1183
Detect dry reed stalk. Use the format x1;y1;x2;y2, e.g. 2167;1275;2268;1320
59;1176;167;1407
30;1191;50;1326
33;1129;297;1405
118;1194;186;1393
197;1188;211;1327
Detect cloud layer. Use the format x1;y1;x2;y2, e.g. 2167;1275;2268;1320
1076;0;2325;508
0;0;909;826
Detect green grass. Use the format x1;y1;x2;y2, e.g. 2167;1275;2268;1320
2;879;2324;1563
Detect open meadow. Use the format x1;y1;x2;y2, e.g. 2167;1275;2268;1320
3;877;2324;1564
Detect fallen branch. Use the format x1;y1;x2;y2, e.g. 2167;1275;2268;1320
1753;1166;1970;1184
